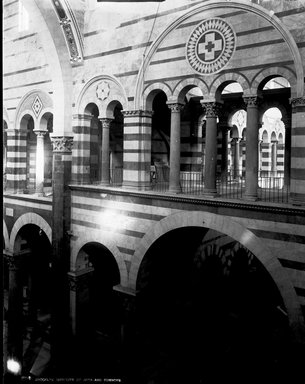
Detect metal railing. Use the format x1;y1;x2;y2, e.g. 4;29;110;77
150;168;289;203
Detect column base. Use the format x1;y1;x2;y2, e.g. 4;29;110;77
100;181;110;187
168;185;182;194
243;192;258;201
122;180;152;191
203;188;218;197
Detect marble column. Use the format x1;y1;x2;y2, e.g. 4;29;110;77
271;140;278;174
232;138;241;179
202;102;220;195
4;251;25;370
218;118;229;181
167;103;183;193
34;130;47;196
244;96;260;200
99;118;112;185
282;116;291;188
50;136;73;374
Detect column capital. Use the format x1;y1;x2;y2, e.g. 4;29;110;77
51;136;73;153
231;137;241;143
201;101;221;118
166;102;184;113
243;96;261;107
67;270;93;292
4;252;28;271
99;118;113;129
290;96;305;109
33;129;47;137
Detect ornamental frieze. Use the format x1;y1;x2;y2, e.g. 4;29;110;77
186;18;236;75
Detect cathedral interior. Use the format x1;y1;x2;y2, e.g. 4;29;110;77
2;0;305;383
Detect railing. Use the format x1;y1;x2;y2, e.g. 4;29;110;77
150;168;289;203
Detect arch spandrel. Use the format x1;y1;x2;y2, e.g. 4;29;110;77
135;0;303;109
76;75;128;118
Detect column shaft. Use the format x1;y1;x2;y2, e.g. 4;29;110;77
283;117;291;187
233;138;240;179
100;118;112;185
202;102;219;195
167;103;183;193
244;97;259;200
221;127;229;180
34;131;46;195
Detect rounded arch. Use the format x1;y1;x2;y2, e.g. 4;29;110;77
129;211;303;339
259;101;287;122
71;235;128;287
3;220;9;250
210;72;250;99
261;129;269;143
9;213;52;251
3;106;10;129
76;74;128;116
278;132;284;144
15;90;53;130
173;78;208;103
143;82;172;110
38;108;54;130
134;0;303;108
251;67;296;97
104;97;124;119
18;110;36;130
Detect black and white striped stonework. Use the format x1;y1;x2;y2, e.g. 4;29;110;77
122;110;153;190
291;97;305;203
6;129;27;193
72;114;92;184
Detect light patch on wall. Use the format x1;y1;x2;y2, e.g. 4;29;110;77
18;0;29;33
6;208;14;217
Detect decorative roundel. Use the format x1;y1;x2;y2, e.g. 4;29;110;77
186;17;236;75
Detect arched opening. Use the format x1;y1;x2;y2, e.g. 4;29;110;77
21;115;35;193
39;112;53;194
150;90;170;189
135;227;290;383
260;107;284;179
216;81;244;188
84;103;100;183
108;101;124;185
73;242;121;377
12;224;52;375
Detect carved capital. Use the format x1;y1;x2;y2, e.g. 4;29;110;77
68;272;91;292
4;254;24;271
291;97;305;109
243;96;260;108
167;103;184;113
202;102;221;118
51;136;73;152
34;130;47;138
99;118;112;129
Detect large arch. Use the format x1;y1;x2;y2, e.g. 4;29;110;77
22;0;74;136
134;0;303;108
129;210;303;340
9;213;52;251
3;220;9;250
71;235;128;287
